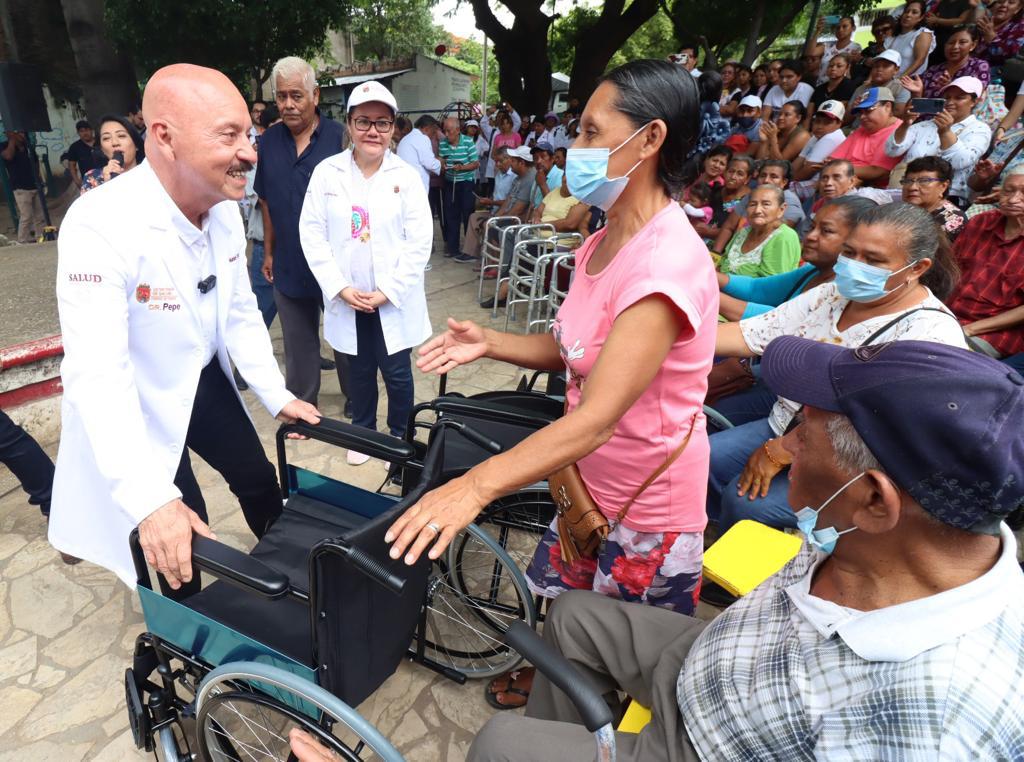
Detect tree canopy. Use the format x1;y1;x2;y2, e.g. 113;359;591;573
347;0;444;61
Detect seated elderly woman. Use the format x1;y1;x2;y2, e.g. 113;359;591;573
463;337;1024;762
900;155;968;241
707;203;967;536
947;167;1024;361
711;160;805;253
887;75;989;207
715;184;800;278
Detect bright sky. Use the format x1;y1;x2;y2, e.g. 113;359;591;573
431;0;590;42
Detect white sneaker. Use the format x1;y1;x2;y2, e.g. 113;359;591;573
424;262;433;271
347;450;371;466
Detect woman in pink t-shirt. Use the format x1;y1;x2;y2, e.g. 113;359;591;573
491;112;523;153
385;60;718;705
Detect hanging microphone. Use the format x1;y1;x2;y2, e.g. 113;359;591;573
197;275;217;294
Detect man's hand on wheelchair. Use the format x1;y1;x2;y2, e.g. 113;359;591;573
276;398;322;440
289;728;337;760
385;472;490;565
138;498;216;589
416;317;488;375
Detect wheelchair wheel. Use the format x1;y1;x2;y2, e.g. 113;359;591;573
471;489;554;571
420;524;537;679
196;662;402;762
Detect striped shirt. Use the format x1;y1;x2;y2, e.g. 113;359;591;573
679;523;1024;760
438;134;477;183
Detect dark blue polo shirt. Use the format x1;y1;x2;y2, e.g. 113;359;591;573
253;112;346;299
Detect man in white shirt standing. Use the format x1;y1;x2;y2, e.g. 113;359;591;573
51;64;320;598
397;114;442;269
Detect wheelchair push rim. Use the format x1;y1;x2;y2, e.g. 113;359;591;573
196;662;403;762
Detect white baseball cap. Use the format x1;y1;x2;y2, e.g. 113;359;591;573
873;49;902;68
940;76;985;98
465;118;480;127
507;145;534;162
739;94;763;109
347;80;398;113
815;100;846;121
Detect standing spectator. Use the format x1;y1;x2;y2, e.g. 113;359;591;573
0;410;77;564
79;115;144;194
900;155;968;240
792;101;847;194
914;25;991;97
438;116;479;262
397;114;441;193
255;56;350;410
975;0;1024;68
523;117;545;147
670;43;702;77
551;111;573;149
465;118;489;189
887;0;937;77
249;100;267;144
755;101;810;162
885;76;989;205
848;50;912;122
300;82;431;465
65;120;99;187
806;16;863;84
127;104;147;140
1;131;43;244
830;87;903;188
947;168;1024;358
393;115;413;146
806;54;857;125
761;59;815;120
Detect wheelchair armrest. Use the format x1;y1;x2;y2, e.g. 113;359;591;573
502;620;613;733
278;417;416;462
433;397;558;429
192;535;289;600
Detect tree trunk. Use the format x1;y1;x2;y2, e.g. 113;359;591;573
566;0;658;105
470;0;552;116
741;0;767;65
59;0;139;123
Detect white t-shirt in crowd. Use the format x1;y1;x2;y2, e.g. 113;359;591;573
885;28;935;77
739;283;967;434
763;82;815;116
818;40;863;84
799;130;847;163
348;155;376;293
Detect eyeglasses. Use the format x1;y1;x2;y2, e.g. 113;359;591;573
352;117;394;133
900;177;945;187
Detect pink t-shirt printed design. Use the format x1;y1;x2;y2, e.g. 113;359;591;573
351;205;370;242
552;202;719;533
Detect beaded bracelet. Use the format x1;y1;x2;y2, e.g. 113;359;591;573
763;439;785;469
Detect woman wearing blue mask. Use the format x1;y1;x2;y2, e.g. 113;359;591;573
385;59;719;707
700;203;966;605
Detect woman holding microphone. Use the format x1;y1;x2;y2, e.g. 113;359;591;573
300;82;432;465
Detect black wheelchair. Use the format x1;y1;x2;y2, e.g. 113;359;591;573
123;416;543;760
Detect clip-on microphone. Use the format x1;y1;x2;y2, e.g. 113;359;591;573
197;275;217;294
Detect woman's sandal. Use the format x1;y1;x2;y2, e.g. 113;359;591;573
484;666;535;710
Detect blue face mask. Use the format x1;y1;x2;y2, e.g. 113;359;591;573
566;123;649;211
834;255;915;303
736;116;757;129
794;472;864;554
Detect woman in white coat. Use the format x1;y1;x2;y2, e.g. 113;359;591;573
300;81;432;465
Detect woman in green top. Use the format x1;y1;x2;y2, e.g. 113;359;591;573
717;184;800;278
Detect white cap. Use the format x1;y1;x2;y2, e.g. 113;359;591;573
347;80;398;113
507;145;534;162
738;94;763;109
815;100;846;120
465;118;480;127
940;75;984;98
873;49;902;67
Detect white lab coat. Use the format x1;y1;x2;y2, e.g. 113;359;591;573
50;161;294;586
299;149;432;356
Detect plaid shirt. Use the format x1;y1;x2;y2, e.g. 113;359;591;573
679;524;1024;760
948;210;1024;356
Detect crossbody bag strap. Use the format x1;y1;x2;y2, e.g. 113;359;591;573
614;412;700;524
859;307;959;347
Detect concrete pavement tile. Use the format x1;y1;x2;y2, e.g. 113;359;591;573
29;664;66;690
0;532;27;562
0;635;37;682
10;566;91;639
20;653;125;739
91;729;144;761
0;685;41;736
0;739;91;762
43;593;125;669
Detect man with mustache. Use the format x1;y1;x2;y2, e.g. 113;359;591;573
51;63;320;599
256;56;351;414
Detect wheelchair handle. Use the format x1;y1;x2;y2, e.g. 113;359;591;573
329;540;406;596
443;419;503;454
502;620;614;733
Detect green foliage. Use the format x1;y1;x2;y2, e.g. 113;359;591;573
439;33;499;104
550;6;676;76
105;0;352;96
347;0;445;60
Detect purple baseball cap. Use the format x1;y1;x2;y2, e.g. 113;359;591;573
761;337;1024;535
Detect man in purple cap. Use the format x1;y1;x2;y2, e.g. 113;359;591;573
468;337;1024;761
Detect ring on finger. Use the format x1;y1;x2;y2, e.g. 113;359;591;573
426;522;441;536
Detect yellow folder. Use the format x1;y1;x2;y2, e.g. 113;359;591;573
702;520;802;597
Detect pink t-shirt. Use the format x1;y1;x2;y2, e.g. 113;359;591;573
552;202;719;533
828;121;901;188
493;132;523;151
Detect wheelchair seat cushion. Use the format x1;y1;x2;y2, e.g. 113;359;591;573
185;494;363;666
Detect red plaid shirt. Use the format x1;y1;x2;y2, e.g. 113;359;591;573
948;210;1024;356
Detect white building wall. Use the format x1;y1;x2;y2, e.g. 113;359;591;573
391;54;472;114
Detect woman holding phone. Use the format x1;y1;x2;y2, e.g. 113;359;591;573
80;115;144;194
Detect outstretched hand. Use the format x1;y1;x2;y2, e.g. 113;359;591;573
416;317;489;375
